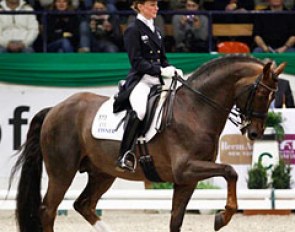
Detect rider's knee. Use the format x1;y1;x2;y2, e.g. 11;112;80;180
135;110;146;121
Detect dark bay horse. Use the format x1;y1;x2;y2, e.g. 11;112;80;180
11;55;286;232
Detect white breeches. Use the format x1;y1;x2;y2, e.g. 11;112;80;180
129;74;161;121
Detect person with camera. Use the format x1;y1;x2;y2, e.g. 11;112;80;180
114;0;183;172
172;0;209;52
88;0;122;52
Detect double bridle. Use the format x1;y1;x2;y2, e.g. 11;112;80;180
172;71;278;131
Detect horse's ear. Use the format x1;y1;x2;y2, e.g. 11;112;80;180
263;62;272;75
274;62;287;76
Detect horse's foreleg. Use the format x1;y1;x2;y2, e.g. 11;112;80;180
214;165;238;231
170;183;196;232
174;160;238;231
73;171;115;232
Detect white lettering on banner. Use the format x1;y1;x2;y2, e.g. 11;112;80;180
221;142;247;151
0;83;116;190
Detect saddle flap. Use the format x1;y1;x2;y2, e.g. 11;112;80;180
92;93;166;142
140;85;162;135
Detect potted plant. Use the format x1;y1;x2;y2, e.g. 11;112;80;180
245;159;292;215
264;111;284;141
271;159;292;189
247;161;269;189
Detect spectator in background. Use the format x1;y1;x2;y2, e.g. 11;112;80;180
84;0;117;10
0;0;39;53
33;0;82;10
274;79;295;108
207;0;255;23
88;0;122;52
201;0;254;11
213;0;254;11
255;0;295;10
47;0;80;52
172;0;209;52
170;0;186;10
253;0;295;53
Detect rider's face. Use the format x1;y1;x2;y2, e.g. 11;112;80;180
138;1;158;20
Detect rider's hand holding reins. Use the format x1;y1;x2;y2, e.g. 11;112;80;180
161;66;183;78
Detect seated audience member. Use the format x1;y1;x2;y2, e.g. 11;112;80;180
274;79;295;108
170;0;185;10
215;0;254;11
253;0;295;53
47;0;80;52
202;0;254;11
84;0;117;10
0;0;39;53
257;0;295;10
172;0;209;52
36;0;81;9
88;0;122;52
208;0;254;24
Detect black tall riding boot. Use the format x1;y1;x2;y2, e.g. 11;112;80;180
117;111;141;172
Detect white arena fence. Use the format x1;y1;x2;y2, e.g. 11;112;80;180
1;189;294;211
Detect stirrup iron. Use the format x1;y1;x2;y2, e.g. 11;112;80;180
117;150;137;172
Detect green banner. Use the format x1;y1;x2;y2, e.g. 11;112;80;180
0;53;294;87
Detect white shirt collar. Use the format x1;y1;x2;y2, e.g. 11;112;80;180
137;13;155;32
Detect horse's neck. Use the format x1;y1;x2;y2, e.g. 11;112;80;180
174;70;242;133
174;85;231;135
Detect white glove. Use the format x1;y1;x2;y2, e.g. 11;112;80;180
175;68;183;78
160;66;177;78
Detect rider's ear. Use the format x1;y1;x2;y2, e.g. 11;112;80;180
274;62;287;76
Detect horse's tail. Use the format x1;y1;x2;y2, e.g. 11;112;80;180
9;107;51;232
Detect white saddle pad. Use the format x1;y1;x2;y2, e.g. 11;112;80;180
91;94;166;142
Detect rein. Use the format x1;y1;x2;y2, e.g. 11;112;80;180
172;73;277;131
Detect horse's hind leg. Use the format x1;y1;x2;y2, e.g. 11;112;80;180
41;173;76;232
170;183;196;232
74;170;115;232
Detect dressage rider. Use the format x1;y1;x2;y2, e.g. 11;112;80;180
114;0;183;172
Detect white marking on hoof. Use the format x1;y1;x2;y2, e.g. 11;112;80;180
93;220;112;232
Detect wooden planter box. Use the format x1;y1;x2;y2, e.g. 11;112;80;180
243;209;291;215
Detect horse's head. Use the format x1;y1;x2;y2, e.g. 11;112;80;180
237;61;287;140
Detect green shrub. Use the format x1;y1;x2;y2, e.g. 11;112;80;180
151;181;220;189
197;181;220;189
271;159;291;189
265;112;284;140
151;182;173;189
247;162;268;189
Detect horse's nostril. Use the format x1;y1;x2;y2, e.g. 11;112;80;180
250;132;258;139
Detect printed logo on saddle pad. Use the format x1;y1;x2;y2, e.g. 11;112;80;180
91;96;164;142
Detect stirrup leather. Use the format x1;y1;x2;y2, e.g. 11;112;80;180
117;150;137;172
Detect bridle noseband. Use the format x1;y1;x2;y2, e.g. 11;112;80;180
235;72;278;130
172;71;278;131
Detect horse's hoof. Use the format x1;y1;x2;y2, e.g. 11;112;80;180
214;212;225;231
